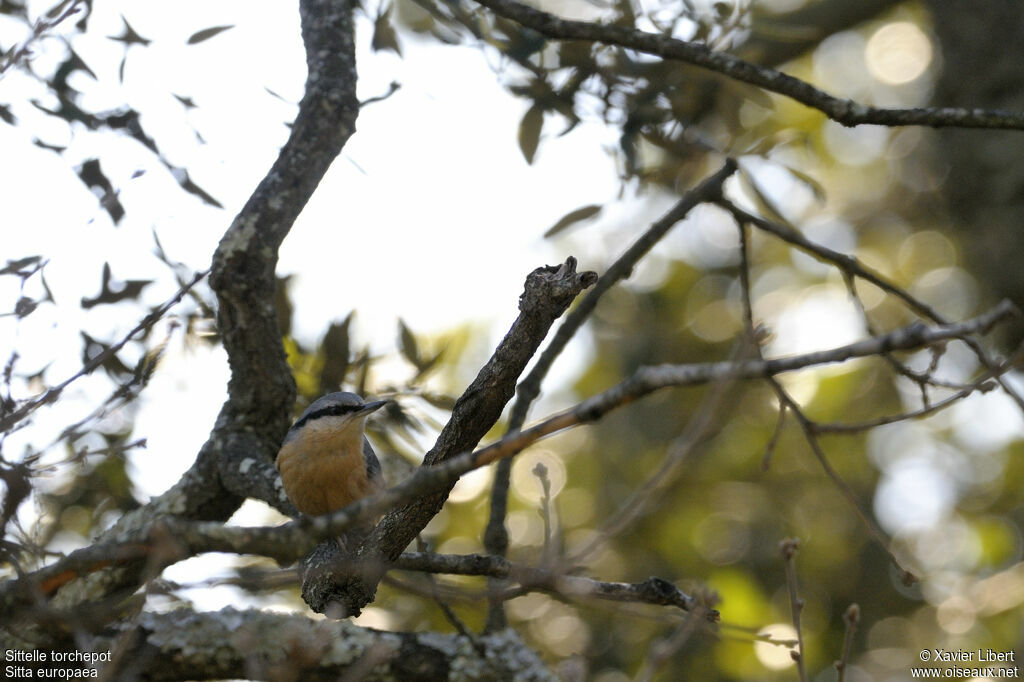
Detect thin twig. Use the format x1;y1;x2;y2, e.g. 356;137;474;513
533;462;554;564
759;405;787;471
721;199;1024;416
835;603;860;682
776;380;915;580
812;377;998;434
780;538;807;682
0;0;84;77
737;214;913;579
0;270;209;434
736;220;786;472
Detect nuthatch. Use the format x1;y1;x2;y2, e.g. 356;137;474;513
276;392;386;517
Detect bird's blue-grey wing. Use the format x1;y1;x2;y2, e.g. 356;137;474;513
362;436;383;487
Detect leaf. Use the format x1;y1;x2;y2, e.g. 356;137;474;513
544;204;602;238
77;159;125;224
108;16;151;46
420;391;456;411
133;337;169;387
518;105;544;164
353;349;370;396
412;349;444;382
371;6;402;56
168;166;223;207
784;165;827;204
53;49;97;88
0;256;43;276
33;138;66;153
318;313;353;394
80;263;152;309
737;166;792;227
398;318;420;367
13;297;38;319
187;25;234;45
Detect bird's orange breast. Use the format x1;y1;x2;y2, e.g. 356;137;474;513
276;427;379;516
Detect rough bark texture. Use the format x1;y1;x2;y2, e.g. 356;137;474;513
927;0;1024;342
301;258;598;615
4;608;555;681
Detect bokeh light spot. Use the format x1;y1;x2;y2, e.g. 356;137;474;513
865;22;933;85
754;623;798;670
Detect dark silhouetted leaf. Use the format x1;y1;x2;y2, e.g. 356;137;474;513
187;25;234;44
13;297;38;318
39;269;55;303
108;16;150;46
371;6;401;55
518;104;543;164
53;49;97;88
0;104;14;125
0;256;43;276
354;348;370;396
173;93;197;108
33;138;66;153
412;349;444;381
544;204;603;238
506;27;546;62
398;318;420;367
167;166;222;207
81;263;152;309
319;312;353;394
105;109;158;153
77;159;125;224
420;391;457;411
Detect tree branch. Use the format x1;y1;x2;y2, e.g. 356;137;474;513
483;159;737;629
301;257;598;615
83;607;555;681
396;552;708;614
472;0;1024;131
29;0;361;625
2;302;1013;619
720;198;1024;415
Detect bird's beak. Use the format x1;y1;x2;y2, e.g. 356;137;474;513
357;400;388;416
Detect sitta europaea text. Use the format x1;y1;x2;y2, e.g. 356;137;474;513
276;392;386;517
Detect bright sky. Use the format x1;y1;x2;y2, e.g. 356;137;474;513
0;1;626;494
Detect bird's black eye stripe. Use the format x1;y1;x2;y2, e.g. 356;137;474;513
290;403;362;431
